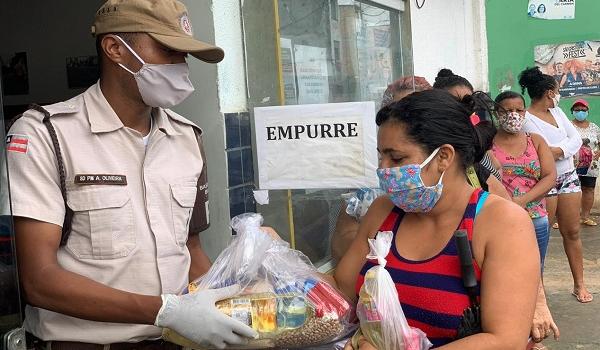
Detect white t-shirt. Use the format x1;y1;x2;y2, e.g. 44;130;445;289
523;107;582;175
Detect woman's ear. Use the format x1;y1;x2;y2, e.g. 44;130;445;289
436;144;455;173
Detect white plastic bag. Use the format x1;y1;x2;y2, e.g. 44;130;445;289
163;213;355;349
356;231;432;350
343;188;384;220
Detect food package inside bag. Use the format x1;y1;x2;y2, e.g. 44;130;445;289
163;213;355;349
356;231;432;350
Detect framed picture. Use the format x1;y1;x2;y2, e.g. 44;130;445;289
1;52;29;95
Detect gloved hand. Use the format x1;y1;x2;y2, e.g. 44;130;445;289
155;285;258;349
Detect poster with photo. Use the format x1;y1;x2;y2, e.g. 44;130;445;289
1;52;29;95
66;55;99;89
528;0;575;20
535;41;600;97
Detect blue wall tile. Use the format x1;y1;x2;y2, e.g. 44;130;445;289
242;148;254;184
225;113;241;150
227;150;243;187
244;185;257;214
240;113;252;147
229;187;246;219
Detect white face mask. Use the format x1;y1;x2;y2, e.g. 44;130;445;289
115;35;195;108
551;91;561;108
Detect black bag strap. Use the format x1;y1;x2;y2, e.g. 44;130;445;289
27;104;73;245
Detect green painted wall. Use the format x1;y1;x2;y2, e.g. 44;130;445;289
486;0;600;122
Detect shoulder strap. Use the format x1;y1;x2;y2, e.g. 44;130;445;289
28;104;73;246
474;191;489;217
188;127;210;234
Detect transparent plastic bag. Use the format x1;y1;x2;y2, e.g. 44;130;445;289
163;213;355;349
342;188;384;220
356;231;432;350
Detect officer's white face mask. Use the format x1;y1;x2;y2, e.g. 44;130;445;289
115;35;195;109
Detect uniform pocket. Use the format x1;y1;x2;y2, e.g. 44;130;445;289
66;187;135;259
170;183;197;246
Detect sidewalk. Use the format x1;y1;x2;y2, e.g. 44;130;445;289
541;218;600;349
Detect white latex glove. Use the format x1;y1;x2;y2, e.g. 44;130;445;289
155;285;258;349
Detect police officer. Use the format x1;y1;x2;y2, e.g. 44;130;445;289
7;0;258;349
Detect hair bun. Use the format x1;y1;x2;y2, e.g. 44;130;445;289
436;68;455;79
518;67;544;89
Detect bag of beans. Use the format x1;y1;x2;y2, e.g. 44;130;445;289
355;231;432;350
163;213;355;349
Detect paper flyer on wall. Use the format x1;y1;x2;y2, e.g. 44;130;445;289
534;41;600;97
254;102;378;190
528;0;575;20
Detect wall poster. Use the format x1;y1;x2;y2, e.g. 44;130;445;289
535;41;600;97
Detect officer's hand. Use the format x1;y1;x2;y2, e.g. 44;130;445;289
155;285;258;349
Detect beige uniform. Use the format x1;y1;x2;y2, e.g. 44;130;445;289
7;82;208;343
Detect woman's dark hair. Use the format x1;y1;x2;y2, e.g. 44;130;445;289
495;91;526;106
376;89;497;170
518;67;557;100
433;68;474;92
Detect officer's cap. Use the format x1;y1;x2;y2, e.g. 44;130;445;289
91;0;224;63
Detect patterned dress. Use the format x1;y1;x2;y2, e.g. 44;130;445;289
492;134;547;219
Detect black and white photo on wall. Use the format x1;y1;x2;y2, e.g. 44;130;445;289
1;52;29;95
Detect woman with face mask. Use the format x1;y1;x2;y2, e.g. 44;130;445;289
571;99;600;227
492;91;556;268
492;91;560;348
519;67;592;304
432;69;509;201
332;89;540;349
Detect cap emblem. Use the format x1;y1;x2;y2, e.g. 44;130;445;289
180;14;193;36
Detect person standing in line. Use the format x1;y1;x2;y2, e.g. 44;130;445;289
379;75;432;108
335;90;540;349
492;91;560;348
492;91;556;269
7;1;258;348
432;69;510;200
332;75;433;261
519;67;592;303
571;99;600;227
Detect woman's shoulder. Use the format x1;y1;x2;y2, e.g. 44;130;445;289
529;132;547;146
475;194;533;241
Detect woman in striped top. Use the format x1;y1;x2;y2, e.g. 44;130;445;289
332;90;539;349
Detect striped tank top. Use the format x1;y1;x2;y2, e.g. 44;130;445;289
355;189;487;348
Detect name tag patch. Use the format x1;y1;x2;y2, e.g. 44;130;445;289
75;174;127;186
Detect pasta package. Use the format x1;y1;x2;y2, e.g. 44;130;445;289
356;231;432;350
163;213;355;349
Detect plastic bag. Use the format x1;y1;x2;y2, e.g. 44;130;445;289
163;213;355;349
577;141;593;170
343;188;384;220
356;231;432;350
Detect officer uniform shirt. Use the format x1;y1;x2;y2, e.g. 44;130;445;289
7;82;206;343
